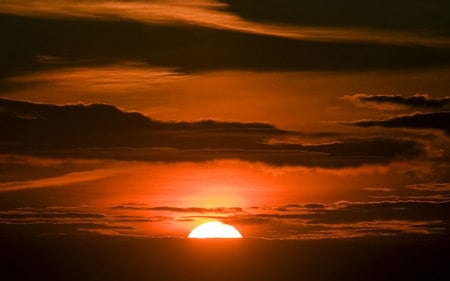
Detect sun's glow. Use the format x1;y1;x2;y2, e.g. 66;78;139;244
188;221;243;238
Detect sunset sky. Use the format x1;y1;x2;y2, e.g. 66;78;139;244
1;0;450;241
1;3;450;278
2;1;450;280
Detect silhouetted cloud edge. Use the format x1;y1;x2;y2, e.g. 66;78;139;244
347;111;450;135
344;94;450;109
0;98;428;168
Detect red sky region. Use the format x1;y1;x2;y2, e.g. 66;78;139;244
0;0;450;241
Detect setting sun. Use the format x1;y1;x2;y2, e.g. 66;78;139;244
188;221;243;238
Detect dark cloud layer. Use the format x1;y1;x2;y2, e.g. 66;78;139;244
346;94;450;109
0;97;283;151
2;14;450;79
349;111;450;135
304;201;450;224
0;207;132;237
1;199;449;239
0;98;425;167
220;0;450;33
0;211;104;220
222;200;450;237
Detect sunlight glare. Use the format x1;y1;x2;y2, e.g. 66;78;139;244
188;221;243;238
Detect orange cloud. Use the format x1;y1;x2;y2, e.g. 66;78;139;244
0;168;121;192
1;63;186;108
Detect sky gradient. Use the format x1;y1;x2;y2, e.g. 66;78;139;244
1;0;450;243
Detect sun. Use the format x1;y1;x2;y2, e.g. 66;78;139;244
188;221;243;238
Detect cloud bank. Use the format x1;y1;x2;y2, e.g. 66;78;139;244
0;98;426;168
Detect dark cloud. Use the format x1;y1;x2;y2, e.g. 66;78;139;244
3;200;449;238
112;215;168;223
304;203;326;209
0;98;426;167
0;211;104;220
0;97;281;149
298;138;423;159
172;200;450;236
0;207;106;223
304;201;450;224
406;183;450;192
348;111;450;135
346;94;450;109
2;14;450;79
217;200;450;238
112;204;244;214
225;201;450;225
0;222;134;238
0;206;135;237
220;0;450;32
275;203;324;212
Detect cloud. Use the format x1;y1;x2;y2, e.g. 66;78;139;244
0;98;427;168
0;206;147;237
347;112;450;135
3;16;450;78
180;200;450;238
344;94;450;109
221;0;450;33
176;200;450;225
112;204;245;214
302;200;450;224
363;187;393;192
0;210;104;221
1;63;185;96
0;168;120;192
1;0;449;47
0;97;278;133
3;200;449;239
112;215;166;223
0;153;104;167
0;222;134;237
407;183;450;192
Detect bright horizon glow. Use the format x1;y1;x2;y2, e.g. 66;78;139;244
188;221;243;238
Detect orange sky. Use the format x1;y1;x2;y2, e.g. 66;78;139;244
1;0;450;240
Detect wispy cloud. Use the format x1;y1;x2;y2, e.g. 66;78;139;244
1;63;185;100
112;204;245;214
0;168;120;192
344;94;450;110
0;154;105;167
1;0;449;47
363;187;393;192
407;183;450;192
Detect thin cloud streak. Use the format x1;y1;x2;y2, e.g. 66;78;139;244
1;0;449;47
2;63;185;93
0;168;120;192
407;183;450;192
112;204;245;214
344;94;450;110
